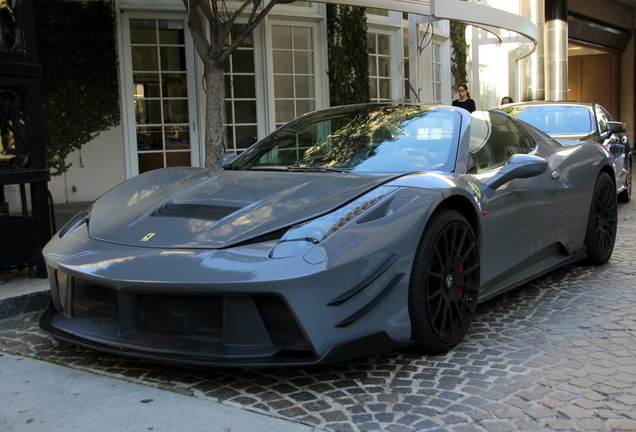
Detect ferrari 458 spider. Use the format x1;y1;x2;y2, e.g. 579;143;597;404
40;104;618;366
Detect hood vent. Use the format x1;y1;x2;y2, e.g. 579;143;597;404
151;202;242;221
233;228;287;247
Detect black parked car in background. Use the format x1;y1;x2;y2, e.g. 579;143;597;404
497;101;632;202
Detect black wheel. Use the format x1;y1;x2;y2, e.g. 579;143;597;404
583;171;617;265
408;209;480;354
618;155;631;203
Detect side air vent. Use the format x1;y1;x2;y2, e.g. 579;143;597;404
151;203;241;221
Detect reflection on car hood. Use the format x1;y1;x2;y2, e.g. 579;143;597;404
555;139;587;146
89;170;397;248
550;132;595;143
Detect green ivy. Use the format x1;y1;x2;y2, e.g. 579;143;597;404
450;20;468;90
33;0;120;176
327;5;370;106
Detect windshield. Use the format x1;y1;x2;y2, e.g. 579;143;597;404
501;105;593;137
229;104;461;173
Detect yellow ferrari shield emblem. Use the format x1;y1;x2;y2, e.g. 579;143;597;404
469;182;482;199
141;233;156;242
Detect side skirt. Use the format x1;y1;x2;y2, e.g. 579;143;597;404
479;245;585;303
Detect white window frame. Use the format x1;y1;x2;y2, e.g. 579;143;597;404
119;11;202;178
367;11;405;102
119;3;329;171
414;19;452;105
263;15;329;131
220;20;267;153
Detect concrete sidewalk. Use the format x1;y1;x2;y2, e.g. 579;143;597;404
0;278;322;432
0;272;322;432
0;203;322;432
0;353;321;432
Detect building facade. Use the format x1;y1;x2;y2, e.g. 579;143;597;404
6;0;635;207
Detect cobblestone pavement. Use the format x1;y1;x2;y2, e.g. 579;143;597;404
2;201;636;432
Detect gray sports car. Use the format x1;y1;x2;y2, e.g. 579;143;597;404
40;104;618;367
496;101;631;203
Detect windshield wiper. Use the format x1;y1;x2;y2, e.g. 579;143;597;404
286;165;351;173
248;165;289;171
242;164;350;173
222;163;245;170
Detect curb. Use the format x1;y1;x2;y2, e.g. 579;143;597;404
0;289;50;320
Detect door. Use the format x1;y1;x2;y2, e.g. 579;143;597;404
468;112;568;296
121;13;201;177
568;53;619;117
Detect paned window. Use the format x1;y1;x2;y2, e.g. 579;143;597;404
224;26;258;152
272;24;316;127
368;33;391;102
431;42;443;104
402;27;411;102
131;19;191;173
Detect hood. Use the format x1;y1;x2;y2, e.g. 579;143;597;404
551;132;595;143
89;169;397;248
555;139;587;147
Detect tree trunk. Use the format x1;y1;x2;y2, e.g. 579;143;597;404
204;62;225;168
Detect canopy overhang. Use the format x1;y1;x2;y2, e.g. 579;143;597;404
318;0;538;52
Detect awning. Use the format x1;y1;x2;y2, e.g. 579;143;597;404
319;0;538;51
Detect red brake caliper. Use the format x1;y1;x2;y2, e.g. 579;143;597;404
457;258;465;297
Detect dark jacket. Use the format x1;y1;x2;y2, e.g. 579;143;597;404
452;98;476;113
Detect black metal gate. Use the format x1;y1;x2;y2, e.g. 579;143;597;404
0;0;51;278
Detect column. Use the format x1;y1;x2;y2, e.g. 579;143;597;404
544;0;568;101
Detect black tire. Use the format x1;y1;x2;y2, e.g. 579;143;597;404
583;171;617;265
617;155;631;203
408;209;480;354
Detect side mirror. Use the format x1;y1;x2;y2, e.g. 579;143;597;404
486;154;548;190
607;121;626;134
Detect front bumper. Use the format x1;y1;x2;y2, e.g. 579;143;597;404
39;186;441;366
40;302;406;367
40;232;414;366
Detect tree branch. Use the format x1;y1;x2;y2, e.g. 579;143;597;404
219;0;280;64
221;0;258;46
198;0;215;22
184;0;212;60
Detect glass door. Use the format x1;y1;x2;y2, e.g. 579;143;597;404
122;14;200;176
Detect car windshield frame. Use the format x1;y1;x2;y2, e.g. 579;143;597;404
228;104;461;174
500;104;594;137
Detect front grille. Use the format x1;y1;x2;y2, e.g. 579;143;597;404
72;278;118;325
67;276;312;354
138;295;223;338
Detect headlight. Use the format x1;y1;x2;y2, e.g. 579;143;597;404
58;205;92;238
269;187;397;258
